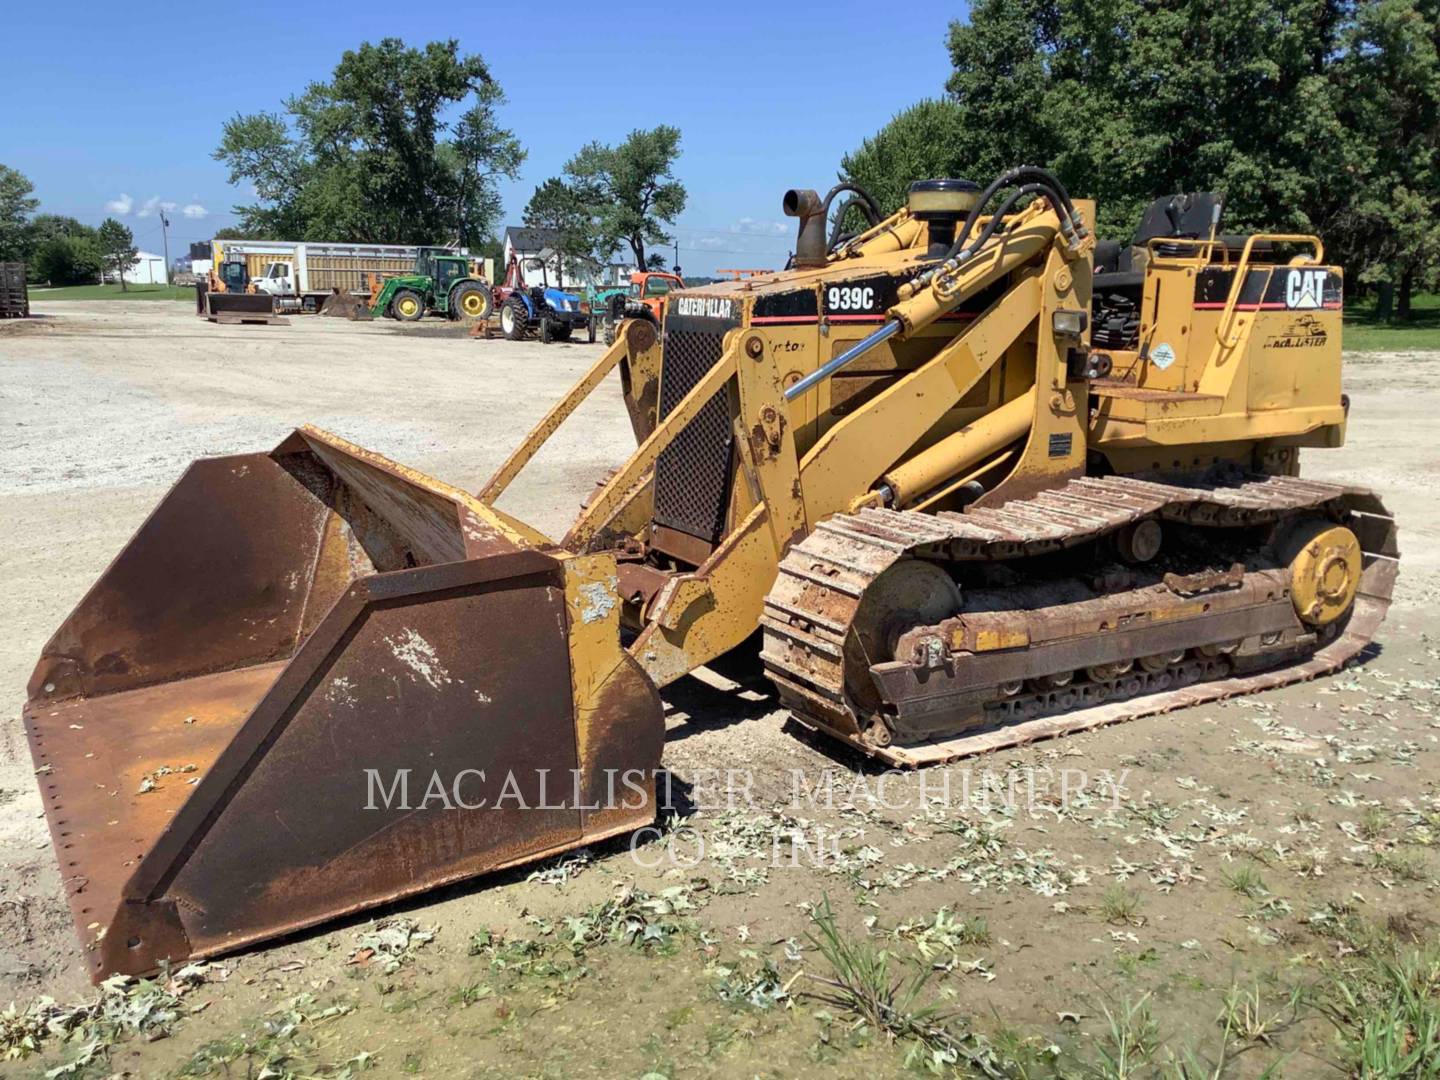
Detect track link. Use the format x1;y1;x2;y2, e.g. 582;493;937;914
761;473;1399;766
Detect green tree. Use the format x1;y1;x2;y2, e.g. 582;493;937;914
841;0;1376;247
33;235;102;285
523;177;608;283
97;218;138;292
215;39;524;245
214;112;307;238
26;213;100;283
22;217;96;282
947;0;1353;239
944;0;1061;182
442;83;525;247
564;126;686;269
1328;0;1440;318
26;214;93;245
841;99;972;216
474;234;503;264
0;164;39;261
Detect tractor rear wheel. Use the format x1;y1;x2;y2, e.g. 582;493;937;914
391;289;424;322
451;282;493;322
500;297;528;340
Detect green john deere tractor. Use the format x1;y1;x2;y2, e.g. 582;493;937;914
370;248;494;322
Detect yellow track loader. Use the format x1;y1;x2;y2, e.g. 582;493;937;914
26;166;1397;980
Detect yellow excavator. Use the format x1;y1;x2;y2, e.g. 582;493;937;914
26;166;1397;979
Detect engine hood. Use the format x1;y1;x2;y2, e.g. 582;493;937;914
664;246;945;329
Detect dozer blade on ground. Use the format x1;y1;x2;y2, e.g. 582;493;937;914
25;426;662;981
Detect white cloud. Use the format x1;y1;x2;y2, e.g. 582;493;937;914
181;203;209;219
734;217;787;236
105;193;134;215
137;196;178;219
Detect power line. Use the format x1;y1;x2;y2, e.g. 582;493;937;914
669;223;791;239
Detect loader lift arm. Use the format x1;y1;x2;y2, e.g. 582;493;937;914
482;196;1086;689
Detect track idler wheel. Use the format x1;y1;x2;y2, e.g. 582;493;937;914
1279;519;1362;627
1117;518;1162;564
845;559;961;716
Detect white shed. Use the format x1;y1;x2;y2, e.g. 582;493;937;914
501;227;637;290
122;252;169;286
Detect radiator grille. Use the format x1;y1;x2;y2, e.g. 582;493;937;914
652;317;736;547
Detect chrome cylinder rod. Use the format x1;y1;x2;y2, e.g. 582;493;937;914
783;319;902;401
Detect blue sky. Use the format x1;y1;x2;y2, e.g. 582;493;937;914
0;2;963;276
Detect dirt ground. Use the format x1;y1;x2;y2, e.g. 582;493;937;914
0;301;1436;1078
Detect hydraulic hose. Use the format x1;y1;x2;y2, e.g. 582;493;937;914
827;196;880;251
900;165;1086;298
981;165;1077;220
783;166;1082;402
821;183;883;252
958;183;1050;257
950;166;1079;260
823;182;883;223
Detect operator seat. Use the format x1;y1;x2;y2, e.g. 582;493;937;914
1090;192;1222;351
1093;192;1224;284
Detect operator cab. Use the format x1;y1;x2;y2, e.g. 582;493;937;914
258;261;294;296
217;260;248;293
630;275;677;299
431;255;466;293
523;257;550;289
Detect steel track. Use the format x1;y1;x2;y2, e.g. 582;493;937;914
760;473;1399;767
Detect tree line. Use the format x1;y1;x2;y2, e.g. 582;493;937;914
212;38;686;276
841;0;1439;319
4;39;689;285
0;166;140;287
520;126;687;279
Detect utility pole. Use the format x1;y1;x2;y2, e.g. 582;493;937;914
673;238;679;273
158;209;172;286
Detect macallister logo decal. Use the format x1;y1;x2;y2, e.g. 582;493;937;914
673;296;735;320
1263;314;1329;349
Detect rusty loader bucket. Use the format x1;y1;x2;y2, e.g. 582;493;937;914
25;427;662;981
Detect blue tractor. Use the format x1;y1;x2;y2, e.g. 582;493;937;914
497;256;595;343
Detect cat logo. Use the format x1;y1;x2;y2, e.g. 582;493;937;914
1284;268;1326;310
1263;314;1329;349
